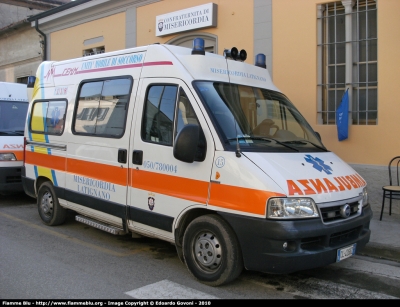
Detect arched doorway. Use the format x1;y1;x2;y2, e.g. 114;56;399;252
166;33;217;53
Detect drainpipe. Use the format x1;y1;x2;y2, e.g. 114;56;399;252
34;19;46;61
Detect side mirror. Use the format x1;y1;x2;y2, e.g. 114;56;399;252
173;124;199;163
315;131;322;141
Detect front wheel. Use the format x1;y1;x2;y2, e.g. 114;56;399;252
182;214;243;286
37;181;66;226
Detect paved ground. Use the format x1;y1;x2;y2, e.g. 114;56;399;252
352;164;400;262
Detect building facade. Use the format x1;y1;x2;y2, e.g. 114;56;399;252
25;0;399;167
0;0;72;83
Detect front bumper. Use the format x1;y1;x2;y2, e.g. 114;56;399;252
0;166;24;194
219;204;372;274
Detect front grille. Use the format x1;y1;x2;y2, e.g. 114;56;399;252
6;175;21;183
300;226;362;251
320;201;360;223
329;227;360;246
301;236;324;250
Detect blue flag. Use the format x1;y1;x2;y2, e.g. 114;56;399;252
336;89;349;141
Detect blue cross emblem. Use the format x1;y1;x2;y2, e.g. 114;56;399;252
304;155;333;175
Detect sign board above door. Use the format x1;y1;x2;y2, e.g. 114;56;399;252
156;3;217;37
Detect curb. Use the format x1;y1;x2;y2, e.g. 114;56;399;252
357;242;400;263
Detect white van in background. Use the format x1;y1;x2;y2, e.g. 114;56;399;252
23;39;372;286
0;82;29;195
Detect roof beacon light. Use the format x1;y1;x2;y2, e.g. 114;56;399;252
27;76;36;88
255;53;267;69
192;38;205;55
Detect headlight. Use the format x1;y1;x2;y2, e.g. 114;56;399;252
362;187;368;207
0;153;17;161
267;198;319;219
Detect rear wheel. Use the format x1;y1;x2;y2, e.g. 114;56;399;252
182;214;243;286
37;181;66;226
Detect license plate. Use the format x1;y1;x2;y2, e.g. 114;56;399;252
336;243;356;262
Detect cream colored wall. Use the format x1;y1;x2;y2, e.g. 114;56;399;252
50;13;126;61
137;0;254;61
46;0;399;166
272;0;400;166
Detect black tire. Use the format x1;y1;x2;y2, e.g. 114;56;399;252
182;214;244;286
37;181;67;226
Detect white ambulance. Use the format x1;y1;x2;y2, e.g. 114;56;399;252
0;82;29;195
23;38;372;286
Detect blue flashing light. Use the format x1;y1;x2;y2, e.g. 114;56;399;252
27;76;36;88
255;53;267;69
192;38;205;55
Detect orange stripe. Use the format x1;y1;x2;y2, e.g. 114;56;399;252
0;150;24;161
209;182;285;215
25;152;284;215
130;169;209;204
15;151;24;161
67;157;127;186
25;151;127;185
25;151;65;171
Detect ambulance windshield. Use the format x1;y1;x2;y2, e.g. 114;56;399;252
193;81;327;153
0;101;28;135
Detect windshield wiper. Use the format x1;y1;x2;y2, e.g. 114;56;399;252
225;136;272;143
282;140;328;151
226;136;299;152
260;137;299;152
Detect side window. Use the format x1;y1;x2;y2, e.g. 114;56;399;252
176;89;200;135
141;85;178;145
74;77;132;137
141;84;207;161
30;100;67;135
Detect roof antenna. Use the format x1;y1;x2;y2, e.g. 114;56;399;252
229;72;241;158
224;46;241;158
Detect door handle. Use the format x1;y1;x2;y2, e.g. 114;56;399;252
118;149;127;163
132;150;143;165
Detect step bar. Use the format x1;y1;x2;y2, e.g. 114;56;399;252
75;215;126;235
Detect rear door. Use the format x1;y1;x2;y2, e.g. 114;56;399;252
128;78;215;241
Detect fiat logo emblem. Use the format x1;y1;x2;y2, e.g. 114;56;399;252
340;204;351;218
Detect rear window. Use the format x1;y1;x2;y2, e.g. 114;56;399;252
30;100;67;135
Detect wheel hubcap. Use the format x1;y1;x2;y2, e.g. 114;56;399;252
41;191;53;217
194;232;222;270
